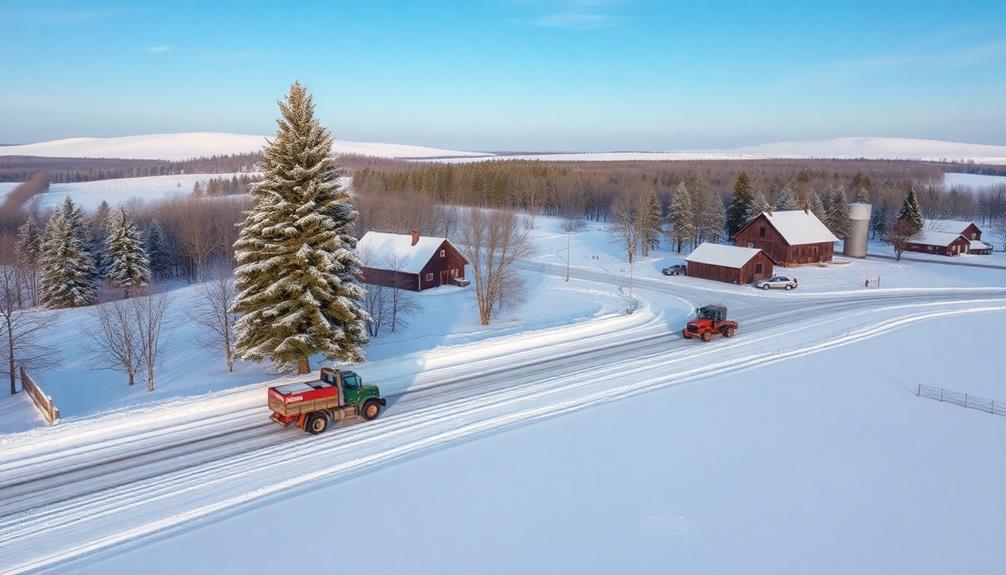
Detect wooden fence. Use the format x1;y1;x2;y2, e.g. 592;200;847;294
916;384;1005;417
19;366;60;424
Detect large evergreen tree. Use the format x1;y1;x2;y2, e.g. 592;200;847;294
232;82;370;374
38;197;98;308
897;185;924;235
807;190;826;222
90;200;113;278
105;206;150;298
774;183;802;211
693;177;725;243
666;182;694;252
144;220;171;279
825;187;851;238
726;172;755;238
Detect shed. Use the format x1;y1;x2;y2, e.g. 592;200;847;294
904;230;971;256
685;243;775;284
358;230;468;291
733;210;838;266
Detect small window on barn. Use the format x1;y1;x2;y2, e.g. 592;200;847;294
426;273;433;281
759;226;766;238
755;263;763;274
440;249;445;258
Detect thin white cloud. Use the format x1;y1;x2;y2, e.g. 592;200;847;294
534;11;613;30
146;45;173;53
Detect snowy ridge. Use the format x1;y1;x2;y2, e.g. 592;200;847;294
0;132;488;161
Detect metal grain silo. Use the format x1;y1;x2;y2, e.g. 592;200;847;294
843;202;872;258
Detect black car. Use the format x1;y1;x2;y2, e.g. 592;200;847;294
662;264;686;276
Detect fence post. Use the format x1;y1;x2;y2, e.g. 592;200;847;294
940;388;943;402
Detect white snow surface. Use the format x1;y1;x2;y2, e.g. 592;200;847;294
685;242;762;268
357;231;456;274
758;210;839;245
926;219;978;234
0;132;487;161
943;172;1006;189
34;173;248;211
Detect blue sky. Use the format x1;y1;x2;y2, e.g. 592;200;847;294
2;0;1005;151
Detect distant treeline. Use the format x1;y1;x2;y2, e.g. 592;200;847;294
193;174;257;197
0;153;261;183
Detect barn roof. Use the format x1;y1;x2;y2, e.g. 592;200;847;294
926;219;980;234
686;243;765;268
357;231;459;274
909;230;968;247
970;239;991;250
757;210;839;245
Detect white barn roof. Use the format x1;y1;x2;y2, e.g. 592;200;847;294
357;231;454;274
759;210;839;245
910;230;967;247
686;243;764;268
926;219;979;234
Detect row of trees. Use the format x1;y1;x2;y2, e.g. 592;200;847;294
193;174;257;197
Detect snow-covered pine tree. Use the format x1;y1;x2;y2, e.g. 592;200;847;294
774;183;802;211
90;200;112;278
232;82;370;374
897;185;924;235
144;220;170;279
38;197;98;308
808;190;826;221
871;197;892;239
666;182;695;253
825;187;851;238
639;187;662;256
726;172;755;238
693;177;725;243
753;191;772;214
105;206;150;298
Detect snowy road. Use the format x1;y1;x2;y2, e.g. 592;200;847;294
1;283;1005;573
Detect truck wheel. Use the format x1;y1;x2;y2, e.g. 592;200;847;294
361;399;381;421
723;326;735;338
701;331;712;342
306;413;329;435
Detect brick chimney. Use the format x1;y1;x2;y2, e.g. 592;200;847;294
410;229;420;246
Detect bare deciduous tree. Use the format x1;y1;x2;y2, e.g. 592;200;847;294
134;292;170;391
84;299;142;386
191;265;238;372
0;266;58;394
458;210;533;326
886;219;915;261
611;189;642;263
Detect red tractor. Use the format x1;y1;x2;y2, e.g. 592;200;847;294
682;304;738;342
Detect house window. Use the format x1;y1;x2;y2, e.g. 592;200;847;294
755;263;763;274
440;249;445;258
759;226;766;239
451;268;457;277
426;273;433;282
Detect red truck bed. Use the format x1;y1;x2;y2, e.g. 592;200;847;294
268;379;344;424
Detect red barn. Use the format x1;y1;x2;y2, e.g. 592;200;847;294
685;243;775;284
904;231;971;256
358;230;468;292
733;210;838;266
920;220;991;255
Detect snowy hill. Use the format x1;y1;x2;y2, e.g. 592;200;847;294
0;132;489;161
726;136;1006;163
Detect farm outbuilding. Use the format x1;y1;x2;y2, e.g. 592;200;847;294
685;243;775;285
357;230;468;292
904;230;972;256
733;210;838;266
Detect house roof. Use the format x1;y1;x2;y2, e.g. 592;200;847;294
926;219;979;234
756;210;839;245
970;239;991;250
909;230;968;247
686;243;765;268
357;231;459;274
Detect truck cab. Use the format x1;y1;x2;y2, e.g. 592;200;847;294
682;304;738;342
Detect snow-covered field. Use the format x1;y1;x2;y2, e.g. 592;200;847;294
32;173;246;211
69;311;1006;575
943;172;1006;189
5;133;1006;164
0;132;488;161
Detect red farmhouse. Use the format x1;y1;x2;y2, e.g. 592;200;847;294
733;210;838;266
358;230;468;292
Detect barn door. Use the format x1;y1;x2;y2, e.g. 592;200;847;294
440;271;448;285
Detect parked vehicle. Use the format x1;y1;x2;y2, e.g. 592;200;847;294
268;367;386;434
753;276;798;290
662;264;687;276
682;304;738;342
452;277;471;287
